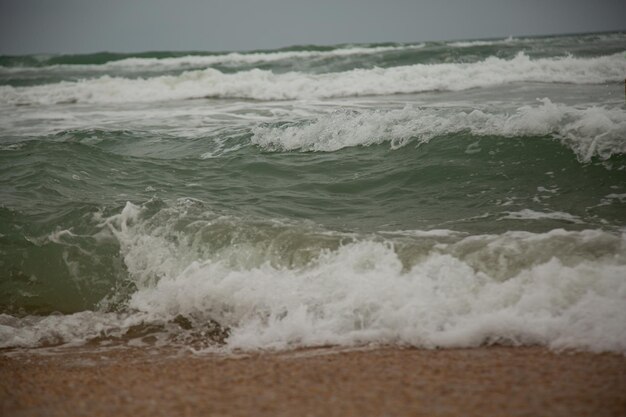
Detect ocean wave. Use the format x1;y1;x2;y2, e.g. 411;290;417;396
1;52;624;105
251;99;626;161
1;200;625;352
448;36;516;48
0;44;425;74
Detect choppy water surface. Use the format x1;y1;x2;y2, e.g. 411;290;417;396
1;32;625;352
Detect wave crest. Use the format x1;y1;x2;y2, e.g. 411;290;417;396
251;99;626;161
2;200;625;352
1;52;624;105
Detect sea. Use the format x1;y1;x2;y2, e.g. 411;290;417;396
1;32;625;353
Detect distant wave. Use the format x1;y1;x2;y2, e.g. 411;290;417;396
1;52;624;105
447;36;516;48
0;44;425;73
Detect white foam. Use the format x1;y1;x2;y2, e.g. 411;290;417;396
605;193;626;201
594;193;626;208
3;202;624;353
0;312;147;348
2;52;624;105
499;209;583;223
95;222;626;353
251;99;626;161
448;36;516;47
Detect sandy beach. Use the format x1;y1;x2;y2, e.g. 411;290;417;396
1;346;625;417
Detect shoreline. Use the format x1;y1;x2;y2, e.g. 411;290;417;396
2;345;625;417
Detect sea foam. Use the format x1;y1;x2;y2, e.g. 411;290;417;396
1;52;624;105
251;99;626;161
2;201;625;353
500;209;583;223
448;36;516;48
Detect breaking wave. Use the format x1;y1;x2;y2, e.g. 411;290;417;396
1;52;624;105
1;201;625;353
251;99;626;162
0;44;425;73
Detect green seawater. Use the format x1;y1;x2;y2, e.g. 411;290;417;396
1;118;625;313
0;32;625;351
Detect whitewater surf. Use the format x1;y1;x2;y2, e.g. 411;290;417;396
1;32;625;353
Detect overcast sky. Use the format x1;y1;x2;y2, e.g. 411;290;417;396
1;0;625;55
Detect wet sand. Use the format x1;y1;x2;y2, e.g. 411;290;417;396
1;346;625;417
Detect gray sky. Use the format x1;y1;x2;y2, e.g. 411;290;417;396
1;0;625;55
